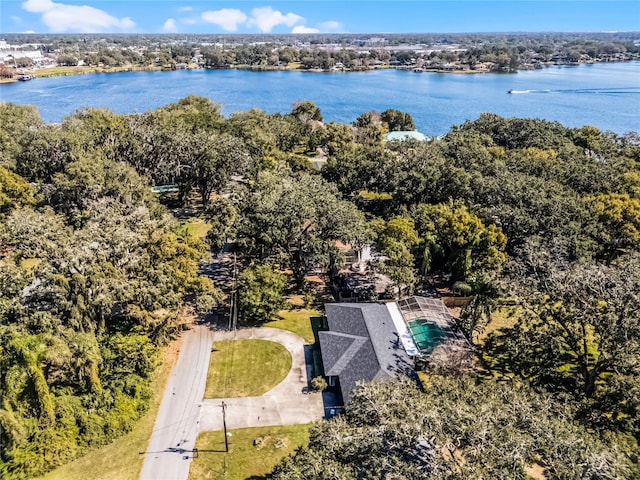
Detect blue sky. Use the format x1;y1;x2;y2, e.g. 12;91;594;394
1;1;639;34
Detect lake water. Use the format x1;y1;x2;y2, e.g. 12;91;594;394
1;61;639;135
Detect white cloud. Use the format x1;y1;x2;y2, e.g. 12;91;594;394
22;0;135;33
23;30;36;34
248;6;303;33
10;15;23;23
292;26;319;34
178;6;193;13
163;18;177;33
319;21;343;32
201;8;247;32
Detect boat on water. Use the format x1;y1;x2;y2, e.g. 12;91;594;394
17;74;36;81
507;89;530;94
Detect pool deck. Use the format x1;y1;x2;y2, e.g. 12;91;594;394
386;302;420;356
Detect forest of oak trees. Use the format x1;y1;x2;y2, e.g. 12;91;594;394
0;97;639;478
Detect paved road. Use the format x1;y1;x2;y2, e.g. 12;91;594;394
199;328;324;432
140;325;213;480
140;327;323;480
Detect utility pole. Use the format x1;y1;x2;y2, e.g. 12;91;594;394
228;250;235;331
228;288;233;331
221;401;229;452
232;253;238;332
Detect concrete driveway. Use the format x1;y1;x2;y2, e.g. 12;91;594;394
199;327;324;432
140;326;323;480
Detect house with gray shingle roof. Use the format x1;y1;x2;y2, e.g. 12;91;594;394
318;303;416;405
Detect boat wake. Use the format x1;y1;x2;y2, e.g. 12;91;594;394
508;87;639;95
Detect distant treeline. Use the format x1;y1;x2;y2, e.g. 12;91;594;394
4;32;640;72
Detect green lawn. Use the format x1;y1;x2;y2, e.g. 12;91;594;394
205;340;291;398
178;217;211;239
476;305;521;344
35;65;163;78
35;66;97;77
264;308;319;344
189;424;312;480
37;340;181;480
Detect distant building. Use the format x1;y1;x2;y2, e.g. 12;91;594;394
384;130;428;142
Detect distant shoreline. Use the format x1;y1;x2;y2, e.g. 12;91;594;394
2;59;638;83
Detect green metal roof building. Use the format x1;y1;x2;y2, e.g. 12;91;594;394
384;130;428;142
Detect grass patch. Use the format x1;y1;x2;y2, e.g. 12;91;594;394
19;258;41;270
358;190;393;201
177;217;211;239
476;305;521;344
35;65;163;78
206;340;291;398
189;424;312;480
37;337;182;480
35;66;98;77
265;309;319;344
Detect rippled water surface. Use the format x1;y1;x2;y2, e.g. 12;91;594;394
1;61;639;135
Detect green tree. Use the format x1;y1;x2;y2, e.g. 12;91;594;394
155;95;226;133
515;258;640;399
587;192;640;257
458;273;500;342
0;168;36;216
239;169;370;288
413;202;507;281
188;133;250;206
352;111;387;146
374;216;419;296
311;121;356;157
291;100;323;123
15;124;81;183
272;377;633;479
228;108;279;166
238;264;286;324
0;103;42;168
380;108;416;132
204;197;240;251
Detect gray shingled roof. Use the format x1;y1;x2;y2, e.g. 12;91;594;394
319;303;414;404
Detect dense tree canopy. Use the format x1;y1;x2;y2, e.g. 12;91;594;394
412;201;507;280
238;169;370;287
1;97;639;478
0;105;220;479
272;377;634;479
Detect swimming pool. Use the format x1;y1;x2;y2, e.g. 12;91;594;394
407;318;451;355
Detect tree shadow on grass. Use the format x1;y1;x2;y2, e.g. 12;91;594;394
478;323;578;393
